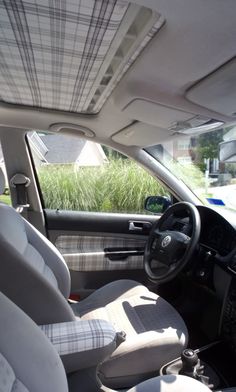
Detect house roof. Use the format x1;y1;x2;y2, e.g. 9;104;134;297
41;134;86;164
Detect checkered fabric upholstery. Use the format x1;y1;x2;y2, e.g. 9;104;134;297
0;0;162;113
55;235;146;271
40;319;117;356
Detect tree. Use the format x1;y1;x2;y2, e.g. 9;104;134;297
102;145;127;160
194;129;224;172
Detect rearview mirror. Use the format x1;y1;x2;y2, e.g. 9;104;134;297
219;140;236;162
144;196;172;214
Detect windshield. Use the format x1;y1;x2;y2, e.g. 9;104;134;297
145;125;236;211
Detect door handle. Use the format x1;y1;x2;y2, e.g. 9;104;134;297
129;221;152;233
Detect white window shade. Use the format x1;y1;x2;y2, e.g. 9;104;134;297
0;0;164;114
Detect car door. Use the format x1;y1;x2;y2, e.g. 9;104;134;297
28;132;170;298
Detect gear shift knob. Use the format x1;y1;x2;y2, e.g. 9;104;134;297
180;349;199;375
182;349;198;365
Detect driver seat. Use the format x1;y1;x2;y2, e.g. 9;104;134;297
0;169;188;388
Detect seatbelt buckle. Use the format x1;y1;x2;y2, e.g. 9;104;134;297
116;331;126;347
10;173;31;212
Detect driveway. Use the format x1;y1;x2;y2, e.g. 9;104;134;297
208;184;236;210
195;183;236;211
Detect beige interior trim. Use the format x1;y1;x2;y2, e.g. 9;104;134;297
186;58;236;117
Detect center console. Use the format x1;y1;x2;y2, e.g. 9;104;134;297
221;276;236;355
160;344;221;390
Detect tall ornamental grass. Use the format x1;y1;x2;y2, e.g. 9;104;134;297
38;159;168;213
166;161;205;190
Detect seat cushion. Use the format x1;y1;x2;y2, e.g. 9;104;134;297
127;375;211;392
71;280;188;389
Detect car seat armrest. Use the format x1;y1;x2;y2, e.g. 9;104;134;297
40;319;118;373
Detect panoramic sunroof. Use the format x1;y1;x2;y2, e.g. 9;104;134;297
0;0;164;114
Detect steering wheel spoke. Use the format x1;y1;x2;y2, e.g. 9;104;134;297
144;202;201;283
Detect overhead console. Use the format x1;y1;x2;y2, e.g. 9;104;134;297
186;58;236;117
112;98;223;147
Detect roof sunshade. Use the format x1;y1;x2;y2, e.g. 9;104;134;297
0;0;164;114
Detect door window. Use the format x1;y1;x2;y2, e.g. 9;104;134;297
28;131;169;214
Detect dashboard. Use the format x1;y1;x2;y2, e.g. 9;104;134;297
163;204;236;259
161;203;236;355
197;206;236;257
163;204;236;283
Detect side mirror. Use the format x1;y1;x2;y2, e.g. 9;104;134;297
219;140;236;162
144;196;172;214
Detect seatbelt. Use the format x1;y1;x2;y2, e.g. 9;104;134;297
10;173;31;213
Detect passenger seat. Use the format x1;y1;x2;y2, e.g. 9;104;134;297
0;291;217;392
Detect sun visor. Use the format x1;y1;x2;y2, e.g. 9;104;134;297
112;122;172;147
122;99;195;128
186;58;236;117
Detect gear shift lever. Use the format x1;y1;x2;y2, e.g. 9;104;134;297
180;349;200;377
179;348;213;388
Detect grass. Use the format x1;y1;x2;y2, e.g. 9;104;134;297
166;161;205;190
0;160;207;212
0;194;11;205
38;159;168;213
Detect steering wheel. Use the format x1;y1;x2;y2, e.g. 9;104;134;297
144;202;201;283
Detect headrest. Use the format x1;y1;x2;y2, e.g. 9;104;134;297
0;168;5;195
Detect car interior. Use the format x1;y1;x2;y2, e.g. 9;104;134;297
0;0;236;391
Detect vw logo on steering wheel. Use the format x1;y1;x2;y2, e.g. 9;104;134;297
161;235;171;248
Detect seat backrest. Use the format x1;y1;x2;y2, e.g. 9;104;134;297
0;169;75;324
0;291;68;392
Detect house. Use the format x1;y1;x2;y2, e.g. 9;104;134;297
28;132;108;168
0;132;108;188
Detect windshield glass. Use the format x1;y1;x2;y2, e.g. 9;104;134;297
145;125;236;211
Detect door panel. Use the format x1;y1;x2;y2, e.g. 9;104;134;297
45;210;156;234
27;133;168;296
45;209;159;296
55;234;146;272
